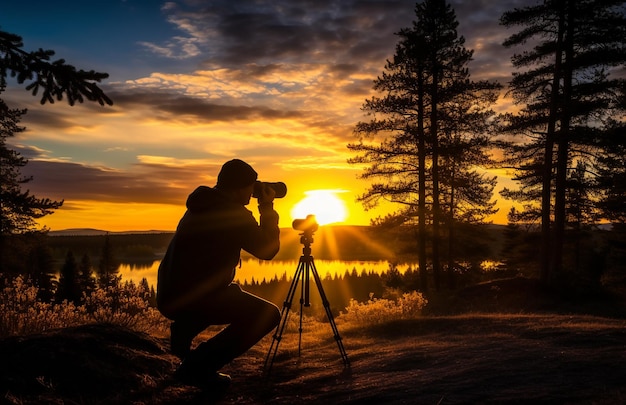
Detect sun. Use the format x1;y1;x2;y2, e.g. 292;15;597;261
291;190;348;226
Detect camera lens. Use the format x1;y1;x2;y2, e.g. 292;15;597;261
253;181;287;199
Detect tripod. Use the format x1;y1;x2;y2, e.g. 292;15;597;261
264;230;349;372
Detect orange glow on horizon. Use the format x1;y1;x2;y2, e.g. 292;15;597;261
35;181;512;233
35;201;187;233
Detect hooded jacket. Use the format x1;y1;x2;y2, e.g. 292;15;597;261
157;186;279;318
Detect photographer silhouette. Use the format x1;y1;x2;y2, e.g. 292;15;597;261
157;159;284;389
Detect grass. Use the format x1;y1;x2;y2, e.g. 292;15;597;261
226;313;626;404
2;276;626;404
2;316;626;404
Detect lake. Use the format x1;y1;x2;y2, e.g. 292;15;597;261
118;259;414;289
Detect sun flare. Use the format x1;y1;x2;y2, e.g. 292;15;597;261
291;190;348;226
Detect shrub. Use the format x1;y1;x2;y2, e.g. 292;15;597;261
83;282;168;334
0;274;169;338
339;290;428;325
0;275;88;336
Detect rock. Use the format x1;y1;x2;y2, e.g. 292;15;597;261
0;323;176;404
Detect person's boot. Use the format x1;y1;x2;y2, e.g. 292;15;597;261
170;321;193;359
173;359;231;390
173;339;234;389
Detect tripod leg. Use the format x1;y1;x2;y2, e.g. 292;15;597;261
298;261;306;356
309;260;350;367
264;261;304;372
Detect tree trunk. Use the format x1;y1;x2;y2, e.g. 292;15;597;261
541;3;566;284
551;0;575;282
431;65;441;291
447;164;456;289
417;66;428;293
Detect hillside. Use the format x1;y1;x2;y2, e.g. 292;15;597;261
2;314;625;404
2;279;626;404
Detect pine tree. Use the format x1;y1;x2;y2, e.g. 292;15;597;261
139;277;157;307
348;0;500;291
77;253;96;299
56;250;81;304
97;234;119;288
0;89;63;235
437;86;499;287
1;30;112;106
595;121;626;223
0;88;63;276
499;0;626;284
25;240;56;302
1;28;111;274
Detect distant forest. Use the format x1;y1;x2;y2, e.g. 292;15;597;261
43;226;459;312
45;224;507;265
43;223;626;300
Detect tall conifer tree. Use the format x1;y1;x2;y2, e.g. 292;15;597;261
499;0;626;284
97;234;119;288
77;253;96;299
57;250;81;304
349;0;500;291
0;91;63;236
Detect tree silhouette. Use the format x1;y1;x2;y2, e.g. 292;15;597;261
0;92;63;235
595;121;626;223
348;0;500;291
56;250;81;304
77;253;96;298
1;30;112;106
97;234;119;288
499;0;626;285
1;29;112;274
25;240;56;302
139;277;157;307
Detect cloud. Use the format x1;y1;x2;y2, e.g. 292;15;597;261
6;0;540;229
136;37;201;60
119;93;303;122
19;157;214;205
8;143;52;160
104;0;537;146
140;0;527;73
141;1;417;67
126;0;529;125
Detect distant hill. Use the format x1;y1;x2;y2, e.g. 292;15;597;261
49;229;172;236
46;226;395;262
46;224;511;263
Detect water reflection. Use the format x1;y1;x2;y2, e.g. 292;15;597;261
117;259;413;288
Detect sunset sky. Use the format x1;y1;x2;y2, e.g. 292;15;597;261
2;0;531;231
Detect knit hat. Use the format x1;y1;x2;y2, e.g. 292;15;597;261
216;159;258;189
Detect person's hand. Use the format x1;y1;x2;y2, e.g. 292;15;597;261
258;183;276;204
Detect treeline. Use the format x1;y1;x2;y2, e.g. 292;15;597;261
46;232;174;263
3;222;624;307
43;224;506;265
1;224;624;328
0;223;508;313
0;232;157;306
42;225;407;263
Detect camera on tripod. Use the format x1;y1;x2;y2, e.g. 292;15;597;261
252;181;287;199
292;214;318;234
265;212;349;372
